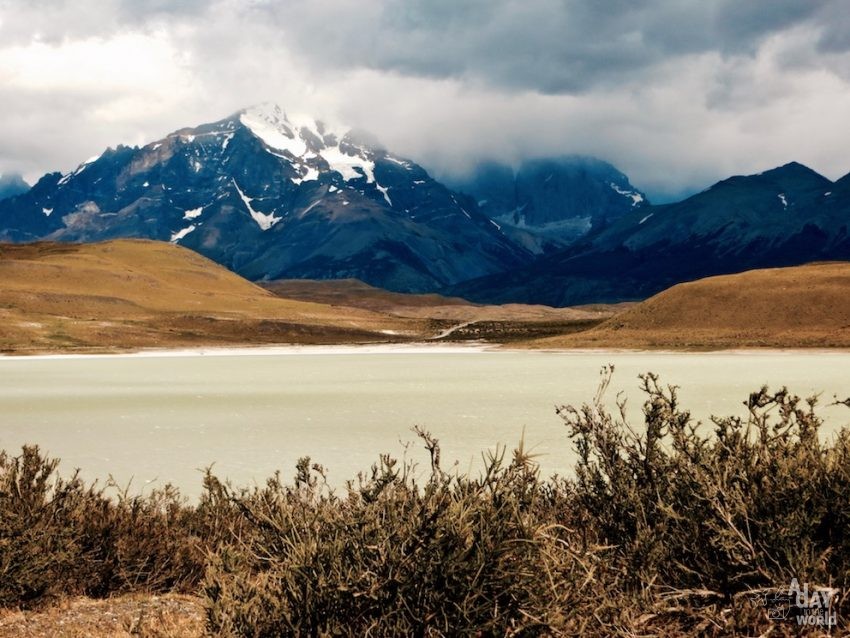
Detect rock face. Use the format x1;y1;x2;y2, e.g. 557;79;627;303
448;162;850;306
0;173;30;201
0;105;529;293
4;107;848;308
445;156;648;254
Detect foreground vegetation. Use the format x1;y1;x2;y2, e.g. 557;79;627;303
1;368;848;635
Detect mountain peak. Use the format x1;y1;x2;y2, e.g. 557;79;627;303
0;172;31;201
757;161;832;194
761;161;825;180
237;103;348;158
234;103;385;185
0;106;527;293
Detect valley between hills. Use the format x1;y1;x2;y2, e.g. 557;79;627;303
0;239;615;354
2;105;850;354
2;238;849;355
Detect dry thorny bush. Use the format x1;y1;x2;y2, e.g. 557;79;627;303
1;366;849;635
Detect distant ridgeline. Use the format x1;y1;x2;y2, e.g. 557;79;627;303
0;173;30;202
1;104;849;306
448;162;850;305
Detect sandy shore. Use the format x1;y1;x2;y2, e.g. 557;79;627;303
0;341;500;360
4;341;850;361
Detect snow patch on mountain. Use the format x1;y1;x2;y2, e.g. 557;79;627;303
240;106;308;157
385;156;412;169
184;207;204;220
300;198;323;216
170;224;196;242
610;182;644;206
291;166;319;186
240;104;378;185
58;154;101;186
319;146;375;183
376;183;392;206
233;179;280;230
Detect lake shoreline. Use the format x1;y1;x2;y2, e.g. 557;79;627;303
3;341;850;360
4;349;850;500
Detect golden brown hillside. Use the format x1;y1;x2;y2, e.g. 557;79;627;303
262;278;473;314
533;262;850;349
0;240;420;354
263;278;622;341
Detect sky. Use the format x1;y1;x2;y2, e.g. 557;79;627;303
1;0;849;202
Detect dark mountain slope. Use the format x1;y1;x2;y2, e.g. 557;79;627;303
446;156;648;253
448;162;850;306
0;105;530;293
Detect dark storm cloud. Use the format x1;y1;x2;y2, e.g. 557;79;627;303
1;0;849;199
815;1;850;55
250;0;836;94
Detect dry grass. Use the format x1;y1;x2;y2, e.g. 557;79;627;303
263;277;620;343
1;370;848;634
0;240;424;353
7;242;850;353
533;262;850;349
263;277;622;322
0;240;618;353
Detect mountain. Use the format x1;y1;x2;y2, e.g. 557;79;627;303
532;262;850;349
833;170;850;196
0;239;419;353
0;105;529;293
0;173;30;201
445;156;647;254
449;162;850;306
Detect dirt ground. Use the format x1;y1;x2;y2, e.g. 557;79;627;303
0;594;206;638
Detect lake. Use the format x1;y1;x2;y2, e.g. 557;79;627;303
1;346;849;498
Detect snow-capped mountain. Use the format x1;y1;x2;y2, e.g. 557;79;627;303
12;105;841;309
0;105;529;292
445;156;648;254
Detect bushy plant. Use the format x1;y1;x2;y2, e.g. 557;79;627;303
0;446;204;607
559;366;850;633
201;436;614;636
2;369;849;635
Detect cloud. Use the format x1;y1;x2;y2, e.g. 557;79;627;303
0;0;849;201
251;0;836;93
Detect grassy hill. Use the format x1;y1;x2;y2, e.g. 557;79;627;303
263;278;622;341
262;278;473;316
5;242;845;352
533;261;850;349
0;240;420;353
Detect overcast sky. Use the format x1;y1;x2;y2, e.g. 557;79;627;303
1;0;849;201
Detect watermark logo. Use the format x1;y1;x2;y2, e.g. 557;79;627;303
752;579;839;628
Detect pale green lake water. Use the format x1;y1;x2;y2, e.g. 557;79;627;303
1;347;849;498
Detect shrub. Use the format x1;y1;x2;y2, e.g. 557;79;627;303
559;366;850;633
2;370;849;635
0;446;204;608
202;441;610;636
